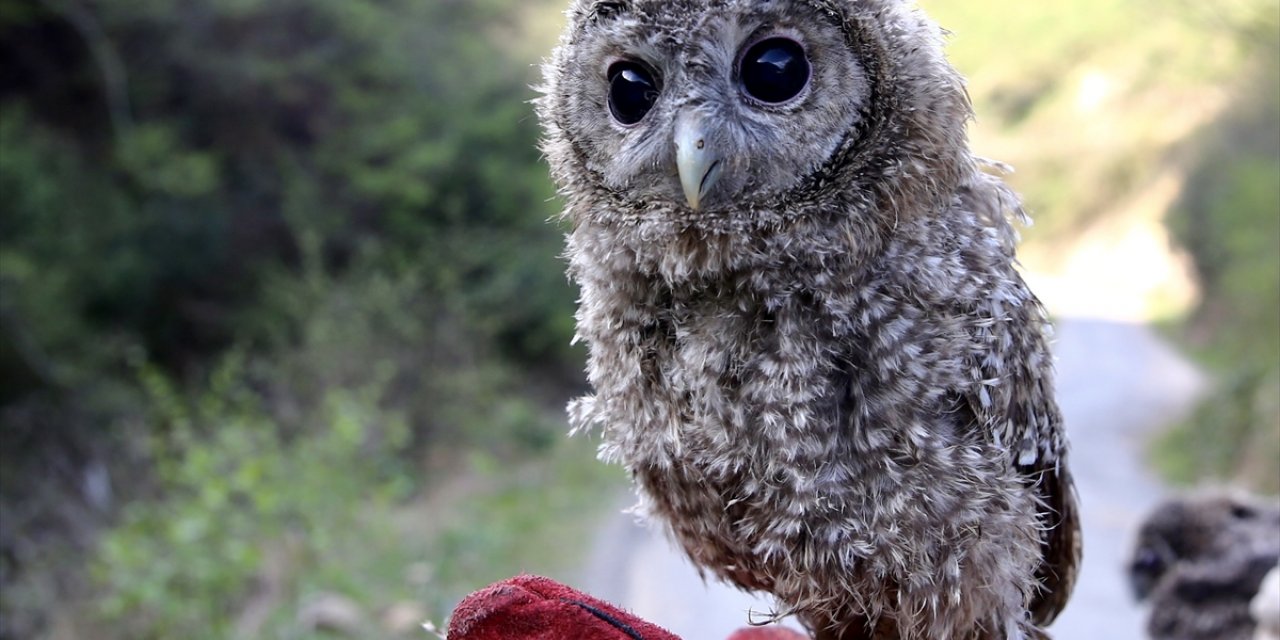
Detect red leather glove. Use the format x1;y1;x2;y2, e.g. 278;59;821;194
447;574;807;640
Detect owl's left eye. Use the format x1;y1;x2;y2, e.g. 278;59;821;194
739;37;810;104
607;61;660;125
1131;548;1164;574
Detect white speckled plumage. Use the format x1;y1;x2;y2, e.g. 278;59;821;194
537;1;1080;638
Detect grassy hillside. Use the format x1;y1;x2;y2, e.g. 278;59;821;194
923;1;1257;243
1154;39;1280;494
923;0;1279;492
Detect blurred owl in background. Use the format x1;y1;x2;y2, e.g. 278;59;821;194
537;1;1080;638
1130;492;1280;640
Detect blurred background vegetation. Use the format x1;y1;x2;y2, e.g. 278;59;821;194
0;1;1275;638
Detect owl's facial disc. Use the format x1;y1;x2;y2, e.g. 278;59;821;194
556;3;871;215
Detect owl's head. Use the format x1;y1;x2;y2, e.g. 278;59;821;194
1128;493;1280;601
538;0;974;237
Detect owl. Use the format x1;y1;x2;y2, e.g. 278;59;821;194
1129;492;1280;602
1129;493;1280;640
536;1;1080;638
1144;551;1279;640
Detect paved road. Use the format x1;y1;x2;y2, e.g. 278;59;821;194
580;317;1206;639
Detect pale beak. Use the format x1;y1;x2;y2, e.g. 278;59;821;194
674;114;723;211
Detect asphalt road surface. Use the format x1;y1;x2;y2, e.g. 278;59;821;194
579;317;1206;639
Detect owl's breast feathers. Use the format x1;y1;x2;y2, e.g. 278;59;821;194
567;170;1079;635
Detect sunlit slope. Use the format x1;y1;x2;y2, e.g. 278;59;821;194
924;2;1280;492
924;1;1255;242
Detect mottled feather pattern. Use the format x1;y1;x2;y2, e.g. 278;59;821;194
540;1;1080;638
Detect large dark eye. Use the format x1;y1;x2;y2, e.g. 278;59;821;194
1229;503;1258;520
739;38;810;104
607;61;660;125
1132;548;1165;574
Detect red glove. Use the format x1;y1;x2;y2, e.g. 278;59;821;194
447;574;807;640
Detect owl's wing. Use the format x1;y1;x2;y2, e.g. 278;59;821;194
1026;456;1080;624
967;288;1081;626
952;172;1082;624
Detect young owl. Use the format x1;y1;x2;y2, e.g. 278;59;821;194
536;1;1080;638
1130;493;1280;640
1129;492;1280;602
1145;552;1279;640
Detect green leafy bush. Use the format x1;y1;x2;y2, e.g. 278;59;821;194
2;1;586;636
1157;19;1280;493
2;0;574;373
94;352;412;638
80;250;613;638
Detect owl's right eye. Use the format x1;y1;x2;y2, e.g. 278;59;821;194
1131;548;1164;575
739;37;809;104
607;61;660;125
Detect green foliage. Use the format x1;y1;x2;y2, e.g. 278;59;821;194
1156;26;1280;493
0;106;145;383
1154;368;1280;493
94;352;411;638
1;0;572;377
2;0;592;638
419;440;622;622
922;0;1261;240
74;236;619;638
90;352;616;638
921;0;1280;493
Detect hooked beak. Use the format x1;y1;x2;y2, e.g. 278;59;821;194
674;114;723;211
